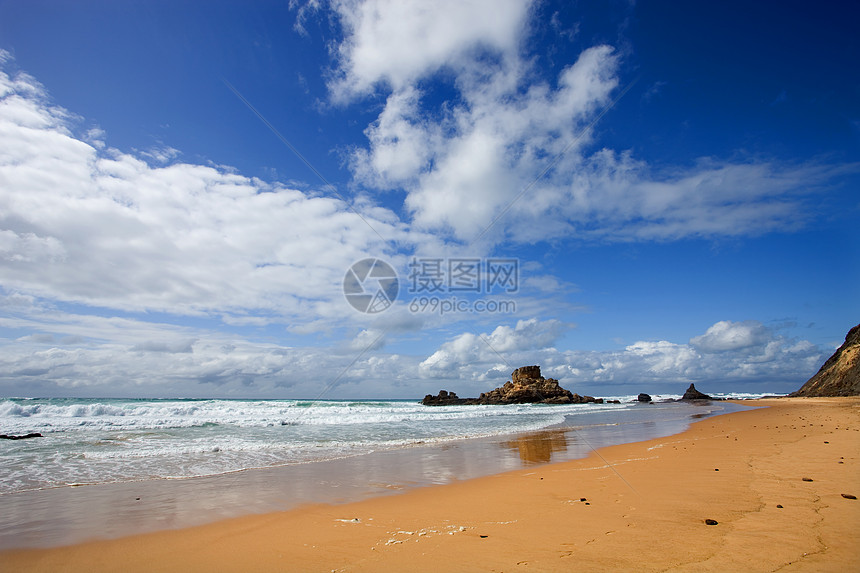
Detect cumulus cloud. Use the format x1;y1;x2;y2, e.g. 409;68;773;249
328;0;532;100
326;1;854;244
690;320;771;353
0;303;423;397
419;318;567;378
0;18;845;399
0;58;408;326
347;40;620;242
0;299;828;397
418;319;826;395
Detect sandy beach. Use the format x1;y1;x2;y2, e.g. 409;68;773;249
2;397;858;572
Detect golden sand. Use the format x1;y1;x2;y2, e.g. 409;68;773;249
2;397;858;572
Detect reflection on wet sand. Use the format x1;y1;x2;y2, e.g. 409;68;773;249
0;401;748;549
501;428;571;465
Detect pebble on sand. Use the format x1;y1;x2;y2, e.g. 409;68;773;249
841;494;857;500
704;519;718;525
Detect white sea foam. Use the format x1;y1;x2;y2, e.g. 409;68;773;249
0;396;747;495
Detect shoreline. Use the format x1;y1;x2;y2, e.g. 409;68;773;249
2;397;859;571
0;399;743;550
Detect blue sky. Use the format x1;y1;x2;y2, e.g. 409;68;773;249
0;0;857;398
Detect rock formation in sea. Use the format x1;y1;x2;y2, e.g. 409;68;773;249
0;433;42;440
790;323;860;397
637;393;652;403
419;389;470;406
422;365;603;406
682;384;712;400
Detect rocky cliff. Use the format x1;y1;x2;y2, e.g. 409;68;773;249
790;323;860;397
423;366;602;406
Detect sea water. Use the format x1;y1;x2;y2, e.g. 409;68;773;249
0;394;766;496
0;394;770;548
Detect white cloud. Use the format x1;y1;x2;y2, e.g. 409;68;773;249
350;43;620;242
138;144;181;165
539;151;849;243
690;320;771;353
0;295;829;397
327;2;854;244
419;318;567;378
290;0;323;36
347;328;386;351
418;319;827;395
0;61;410;327
328;0;532;100
0;302;421;397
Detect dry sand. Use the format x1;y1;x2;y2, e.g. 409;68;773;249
2;397;858;572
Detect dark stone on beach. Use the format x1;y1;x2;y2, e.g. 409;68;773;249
704;519;718;525
607;399;621;404
776;504;784;508
637;393;652;403
802;477;814;482
423;366;600;406
841;493;857;500
480;535;489;538
682;384;712;400
0;432;42;440
791;323;860;397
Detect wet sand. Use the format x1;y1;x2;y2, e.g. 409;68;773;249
0;399;737;549
2;397;858;572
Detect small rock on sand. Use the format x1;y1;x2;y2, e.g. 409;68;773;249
704;519;718;525
802;477;814;482
841;493;857;500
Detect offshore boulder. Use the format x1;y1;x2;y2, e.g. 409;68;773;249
423;366;602;406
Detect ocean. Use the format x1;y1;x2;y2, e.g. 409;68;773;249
0;394;765;495
0;394;766;548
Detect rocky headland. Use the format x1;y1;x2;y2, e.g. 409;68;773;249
791;323;860;397
423;365;603;406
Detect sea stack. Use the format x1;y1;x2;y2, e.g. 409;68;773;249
682;384;712;400
423;366;601;405
790;323;860;397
